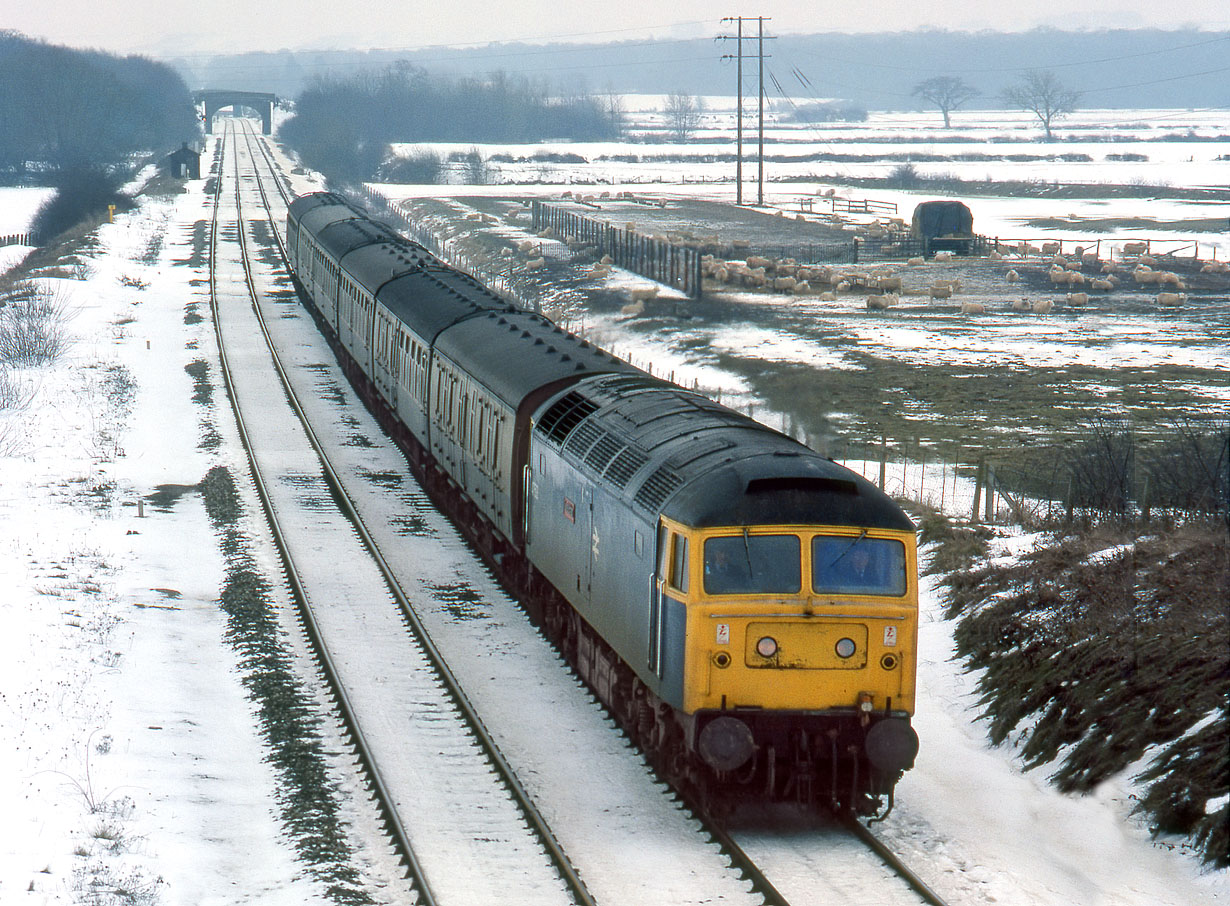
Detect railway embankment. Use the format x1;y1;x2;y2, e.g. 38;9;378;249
919;508;1228;868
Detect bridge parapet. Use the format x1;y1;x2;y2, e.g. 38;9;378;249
193;90;276;135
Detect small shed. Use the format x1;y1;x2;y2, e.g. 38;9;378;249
165;142;200;180
911;200;973;253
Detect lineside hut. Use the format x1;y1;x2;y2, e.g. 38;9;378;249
165;142;201;180
911;200;974;255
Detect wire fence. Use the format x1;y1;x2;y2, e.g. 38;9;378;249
814;423;1229;529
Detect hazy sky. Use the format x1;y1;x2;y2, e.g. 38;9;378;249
9;1;1230;58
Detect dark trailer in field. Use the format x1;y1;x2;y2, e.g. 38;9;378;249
911;200;974;254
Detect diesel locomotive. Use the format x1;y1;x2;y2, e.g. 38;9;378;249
285;192;920;816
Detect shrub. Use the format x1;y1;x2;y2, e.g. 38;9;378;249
0;280;73;364
30;166;131;241
378;148;442;185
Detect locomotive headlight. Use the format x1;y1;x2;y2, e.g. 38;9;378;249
755;636;778;658
835;637;857;659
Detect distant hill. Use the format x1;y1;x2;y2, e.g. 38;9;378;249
170;28;1230;110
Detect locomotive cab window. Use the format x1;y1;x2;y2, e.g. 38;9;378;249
703;533;801;595
668;534;689;593
811;535;907;597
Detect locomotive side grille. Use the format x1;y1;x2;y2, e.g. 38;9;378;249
634;465;685;513
604;447;650;490
563;419;604;458
536;392;599;445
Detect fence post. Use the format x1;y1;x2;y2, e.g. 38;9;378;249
971;457;985;524
985;464;996;523
878;435;888;491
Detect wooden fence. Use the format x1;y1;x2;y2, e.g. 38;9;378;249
0;233;38;249
532;201;703;299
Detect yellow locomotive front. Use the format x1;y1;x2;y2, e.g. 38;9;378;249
657;515;919;811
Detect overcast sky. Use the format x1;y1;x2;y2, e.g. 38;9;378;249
10;1;1230;58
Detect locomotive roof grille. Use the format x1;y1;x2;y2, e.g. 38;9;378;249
604;446;650;490
563;419;605;459
583;433;624;475
537;392;600;446
633;464;685;513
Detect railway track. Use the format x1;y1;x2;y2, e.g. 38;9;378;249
211;120;592;906
210;116;955;906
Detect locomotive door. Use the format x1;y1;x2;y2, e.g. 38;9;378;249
648;521;667;676
583;487;594;599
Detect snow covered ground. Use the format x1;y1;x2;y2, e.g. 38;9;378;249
1;115;1227;904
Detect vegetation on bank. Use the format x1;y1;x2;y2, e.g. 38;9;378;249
279;66;622;186
922;509;1229;868
0;31;197;240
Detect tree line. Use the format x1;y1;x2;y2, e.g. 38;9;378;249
912;70;1080;139
279;66;622;185
0;31;197;177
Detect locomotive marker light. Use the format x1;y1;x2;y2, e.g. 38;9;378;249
835;637;857;659
755;635;778;658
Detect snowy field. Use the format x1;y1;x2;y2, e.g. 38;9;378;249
392;105;1230;259
0;110;1227;904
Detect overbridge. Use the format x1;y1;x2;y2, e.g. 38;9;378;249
193;90;276;135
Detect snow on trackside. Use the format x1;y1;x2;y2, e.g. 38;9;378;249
0;182;331;903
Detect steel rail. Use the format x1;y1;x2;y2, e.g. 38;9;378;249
235;121;597;906
844;816;952;906
211;124;435;902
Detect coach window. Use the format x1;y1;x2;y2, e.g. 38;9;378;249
669;534;689;593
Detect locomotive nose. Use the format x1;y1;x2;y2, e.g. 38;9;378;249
698;716;755;772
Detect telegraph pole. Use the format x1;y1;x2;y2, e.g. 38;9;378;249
758;16;766;205
719;17;772;206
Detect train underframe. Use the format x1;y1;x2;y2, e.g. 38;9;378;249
296;286;910;818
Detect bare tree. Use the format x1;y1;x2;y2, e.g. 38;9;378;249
663;91;704;142
1002;70;1080;141
912;76;978;128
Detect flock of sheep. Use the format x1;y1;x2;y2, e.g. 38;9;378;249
499;199;1224;316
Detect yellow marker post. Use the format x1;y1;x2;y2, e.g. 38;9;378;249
108;204;116;223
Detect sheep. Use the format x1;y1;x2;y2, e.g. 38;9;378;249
1090;278;1114;292
620;299;645;316
1032;299;1054;314
1123;241;1148;255
989;250;1004;261
874;275;903;292
1067;272;1087;286
1082;252;1100;267
524;257;546;272
1066;260;1083;272
1049;267;1073;285
960;300;986;315
746;255;773;270
1041;242;1060;255
712;266;730;283
1200;261;1230;274
933;250;954;262
932;278;962;294
907;256;926;266
1156;292;1186;306
1005;269;1020;283
818;291;837;302
600;254;614;265
732;239;751;250
773;276;798;293
866;295;891;310
1138;254;1157;267
1066;291;1089;307
589;265;611;278
1010;299;1032;312
929;283;953;300
629;286;659;302
1052;255;1069;267
1158;272;1185;289
792;281;811;295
